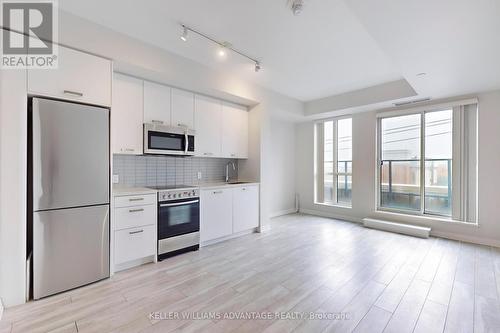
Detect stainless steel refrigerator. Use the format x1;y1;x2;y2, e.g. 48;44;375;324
30;97;110;300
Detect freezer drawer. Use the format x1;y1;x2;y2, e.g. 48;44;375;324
33;205;110;299
32;98;109;211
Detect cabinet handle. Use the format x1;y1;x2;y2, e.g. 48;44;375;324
213;190;223;194
129;198;144;202
129;229;144;235
63;90;83;97
129;208;144;213
231;153;236;157
151;120;164;124
241;188;247;191
203;152;213;156
177;123;187;128
124;148;134;152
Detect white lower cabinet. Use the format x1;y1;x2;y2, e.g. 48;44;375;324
200;188;233;242
114;225;156;265
113;193;157;271
233;185;259;233
200;184;259;244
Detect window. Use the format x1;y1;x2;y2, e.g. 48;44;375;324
315;117;352;206
377;104;477;222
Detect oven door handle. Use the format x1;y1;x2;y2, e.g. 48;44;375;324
184;132;188;154
160;199;199;207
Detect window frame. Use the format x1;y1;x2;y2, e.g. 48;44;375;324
376;104;477;222
314;115;352;208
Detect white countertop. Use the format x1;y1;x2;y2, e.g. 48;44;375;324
112;181;259;196
197;181;260;190
112;186;157;197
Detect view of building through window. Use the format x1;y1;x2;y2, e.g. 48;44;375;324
323;118;352;205
380;110;452;216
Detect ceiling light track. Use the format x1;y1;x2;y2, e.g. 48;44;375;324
180;24;261;72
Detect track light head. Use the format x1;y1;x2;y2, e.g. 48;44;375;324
255;61;261;72
291;0;304;15
180;26;188;42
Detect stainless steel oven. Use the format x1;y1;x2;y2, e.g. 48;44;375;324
151;185;200;260
144;123;195;156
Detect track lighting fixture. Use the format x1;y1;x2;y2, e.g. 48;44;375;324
289;0;304;16
180;24;261;72
254;62;261;72
180;26;188;42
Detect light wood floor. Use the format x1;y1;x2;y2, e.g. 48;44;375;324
2;213;500;333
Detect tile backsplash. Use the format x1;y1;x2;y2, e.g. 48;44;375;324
113;155;238;187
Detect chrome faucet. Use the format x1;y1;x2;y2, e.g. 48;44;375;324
225;161;236;183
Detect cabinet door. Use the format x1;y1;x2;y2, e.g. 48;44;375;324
28;46;112;106
200;189;233;242
112;73;143;155
194;95;222;157
171;88;194;129
144;81;171;125
233;185;259;233
221;102;248;158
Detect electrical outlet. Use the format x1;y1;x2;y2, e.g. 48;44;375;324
112;174;120;184
197;171;202;180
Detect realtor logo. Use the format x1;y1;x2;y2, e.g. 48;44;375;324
1;0;58;68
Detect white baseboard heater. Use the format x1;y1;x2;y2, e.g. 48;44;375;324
362;218;431;239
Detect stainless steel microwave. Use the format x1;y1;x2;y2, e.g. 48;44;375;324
144;123;195;156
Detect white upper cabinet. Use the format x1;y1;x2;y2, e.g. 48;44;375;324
28;46;112;107
143;81;171;126
112;73;144;155
171;88;194;129
194;95;222;157
221;102;248;159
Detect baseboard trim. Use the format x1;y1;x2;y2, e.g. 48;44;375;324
300;208;500;248
269;208;297;219
431;230;500;248
299;208;363;224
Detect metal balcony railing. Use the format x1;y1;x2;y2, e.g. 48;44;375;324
380;158;452;215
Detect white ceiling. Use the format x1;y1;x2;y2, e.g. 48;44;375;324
345;0;500;100
59;0;500;104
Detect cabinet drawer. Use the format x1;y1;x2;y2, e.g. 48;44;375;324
114;194;156;208
114;225;155;265
114;204;156;231
28;46;112;106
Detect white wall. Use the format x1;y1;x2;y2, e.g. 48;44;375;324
268;118;296;217
296;90;500;247
0;69;27;307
